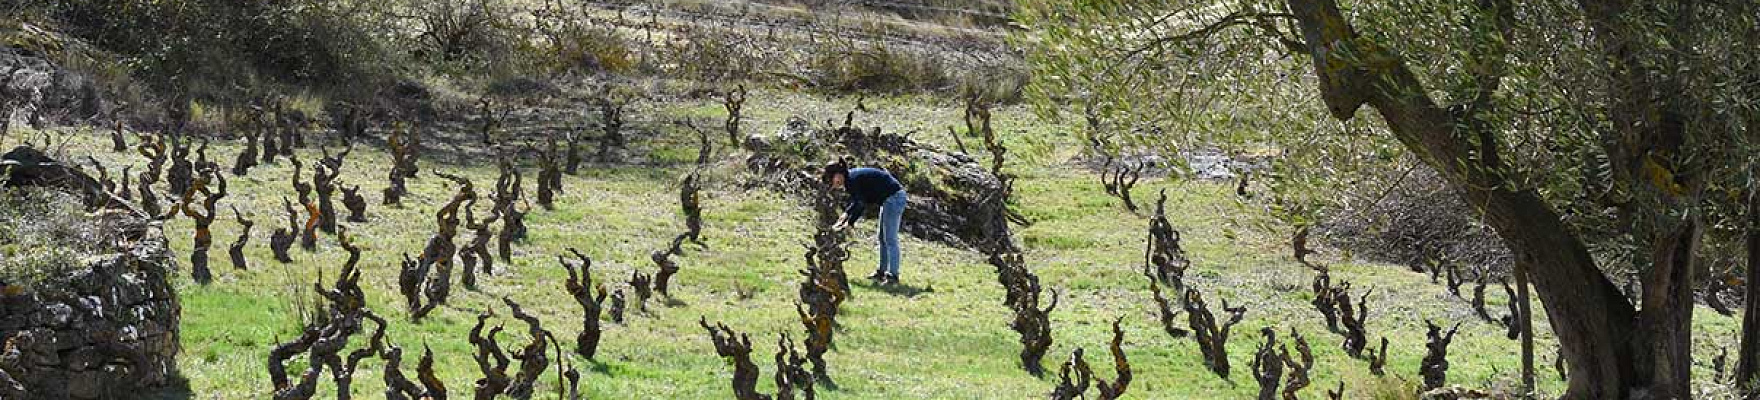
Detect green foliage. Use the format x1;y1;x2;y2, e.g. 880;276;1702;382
543;21;633;75
40;87;1757;398
15;0;404;102
1017;0;1760;253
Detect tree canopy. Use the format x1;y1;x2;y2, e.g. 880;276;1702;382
1020;0;1758;397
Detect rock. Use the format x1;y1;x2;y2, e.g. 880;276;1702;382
67;370;105;399
1418;385;1499;399
0;157;180;396
0;46;113;126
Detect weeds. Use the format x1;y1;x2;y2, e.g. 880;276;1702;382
0;188;109;293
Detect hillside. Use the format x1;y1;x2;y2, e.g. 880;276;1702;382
2;86;1730;399
2;0;1754;399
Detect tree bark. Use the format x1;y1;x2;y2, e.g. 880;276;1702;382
1516;262;1535;392
1283;0;1689;397
1737;189;1760;392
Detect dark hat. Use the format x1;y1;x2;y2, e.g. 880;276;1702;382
820;158;851;184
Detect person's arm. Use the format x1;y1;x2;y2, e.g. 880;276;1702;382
837;198;865;228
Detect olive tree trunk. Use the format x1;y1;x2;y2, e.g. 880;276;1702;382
1285;0;1698;397
1736;189;1760;392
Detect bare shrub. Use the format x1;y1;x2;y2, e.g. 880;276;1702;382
531;0;633;74
808;41;951;94
408;0;518;65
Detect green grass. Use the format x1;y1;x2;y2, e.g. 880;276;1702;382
16;89;1747;399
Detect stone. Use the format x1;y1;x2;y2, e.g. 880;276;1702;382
0;157;179;396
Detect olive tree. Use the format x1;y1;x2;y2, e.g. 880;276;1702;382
1019;0;1759;397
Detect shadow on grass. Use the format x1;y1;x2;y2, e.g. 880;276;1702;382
586;359;616;377
139;374;194;400
856;280;934;298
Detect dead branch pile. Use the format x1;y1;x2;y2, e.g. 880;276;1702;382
746;116;1021;255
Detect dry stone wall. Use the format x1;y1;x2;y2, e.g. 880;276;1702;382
1;149;180;399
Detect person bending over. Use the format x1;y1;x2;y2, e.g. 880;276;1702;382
822;159;908;285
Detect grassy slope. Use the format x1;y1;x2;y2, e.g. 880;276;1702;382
32;88;1743;399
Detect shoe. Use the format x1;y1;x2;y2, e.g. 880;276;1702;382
881;274;899;286
867;270;887;281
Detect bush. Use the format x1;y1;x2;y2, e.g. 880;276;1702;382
409;0;519;66
554;25;634;74
0;188;110;292
805;39;1027;101
1318;165;1513;272
808;42;951;94
664;26;772;82
9;0;401;105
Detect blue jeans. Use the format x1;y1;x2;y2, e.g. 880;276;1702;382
878;190;907;277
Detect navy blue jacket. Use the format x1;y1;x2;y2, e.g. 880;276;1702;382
842;167;903;224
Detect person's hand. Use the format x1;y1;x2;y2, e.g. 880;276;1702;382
831;221;848;232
